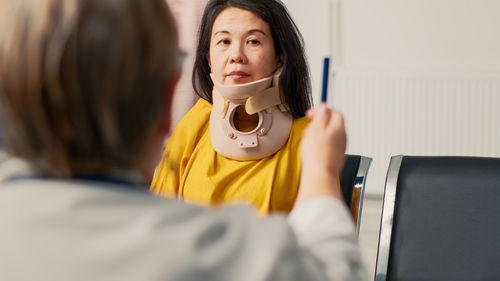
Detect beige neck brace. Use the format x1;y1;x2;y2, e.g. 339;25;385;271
209;72;293;161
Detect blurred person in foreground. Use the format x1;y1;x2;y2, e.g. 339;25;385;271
163;0;208;138
0;0;366;280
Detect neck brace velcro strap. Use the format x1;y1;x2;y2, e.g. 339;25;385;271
245;85;282;115
212;85;282;118
210;72;285;116
210;74;272;100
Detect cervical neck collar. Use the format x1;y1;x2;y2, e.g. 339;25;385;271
209;71;293;161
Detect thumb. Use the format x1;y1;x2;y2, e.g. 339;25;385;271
311;104;330;127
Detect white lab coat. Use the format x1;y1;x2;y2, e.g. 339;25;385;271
0;158;366;281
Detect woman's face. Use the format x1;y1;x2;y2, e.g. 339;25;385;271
208;7;280;85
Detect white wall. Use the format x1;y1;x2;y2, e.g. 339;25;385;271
286;0;500;195
341;0;500;71
285;0;332;104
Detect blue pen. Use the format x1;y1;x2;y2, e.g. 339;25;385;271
321;57;330;103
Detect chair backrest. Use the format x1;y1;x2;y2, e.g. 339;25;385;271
340;154;372;236
375;155;500;281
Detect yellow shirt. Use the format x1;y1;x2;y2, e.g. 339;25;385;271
151;99;309;214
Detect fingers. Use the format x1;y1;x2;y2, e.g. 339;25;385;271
329;110;347;154
306;104;326;119
307;105;347;153
308;103;331;127
306;108;315;119
327;110;345;133
308;104;342;127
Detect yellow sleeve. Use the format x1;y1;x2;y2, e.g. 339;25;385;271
150;99;212;197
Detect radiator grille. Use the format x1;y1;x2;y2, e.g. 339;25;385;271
331;69;500;195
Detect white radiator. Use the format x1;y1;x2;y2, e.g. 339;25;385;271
330;69;500;195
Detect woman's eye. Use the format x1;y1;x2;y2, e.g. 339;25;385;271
218;39;230;45
248;39;260;45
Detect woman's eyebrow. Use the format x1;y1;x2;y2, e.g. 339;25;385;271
213;30;230;36
247;29;267;36
213;29;267;37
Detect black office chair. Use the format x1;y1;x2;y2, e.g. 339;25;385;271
340;154;372;236
375;155;500;281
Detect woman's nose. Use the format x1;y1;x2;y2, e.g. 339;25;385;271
229;46;247;64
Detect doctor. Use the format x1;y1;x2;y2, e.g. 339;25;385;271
0;0;366;280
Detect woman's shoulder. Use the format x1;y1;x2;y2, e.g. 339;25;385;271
184;98;212;119
168;98;212;143
292;116;310;132
175;99;212;129
281;115;310;150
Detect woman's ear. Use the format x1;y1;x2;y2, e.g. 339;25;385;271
206;53;211;68
276;54;283;68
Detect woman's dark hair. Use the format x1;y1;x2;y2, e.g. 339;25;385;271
192;0;312;118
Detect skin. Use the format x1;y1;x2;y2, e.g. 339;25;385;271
296;105;346;205
208;7;281;126
208;7;280;85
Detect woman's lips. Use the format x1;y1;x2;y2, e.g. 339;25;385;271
228;71;249;80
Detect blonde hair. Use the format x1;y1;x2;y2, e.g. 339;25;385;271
0;0;181;175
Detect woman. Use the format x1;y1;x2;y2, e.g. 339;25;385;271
151;0;314;214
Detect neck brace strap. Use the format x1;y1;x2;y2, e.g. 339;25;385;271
210;73;287;116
